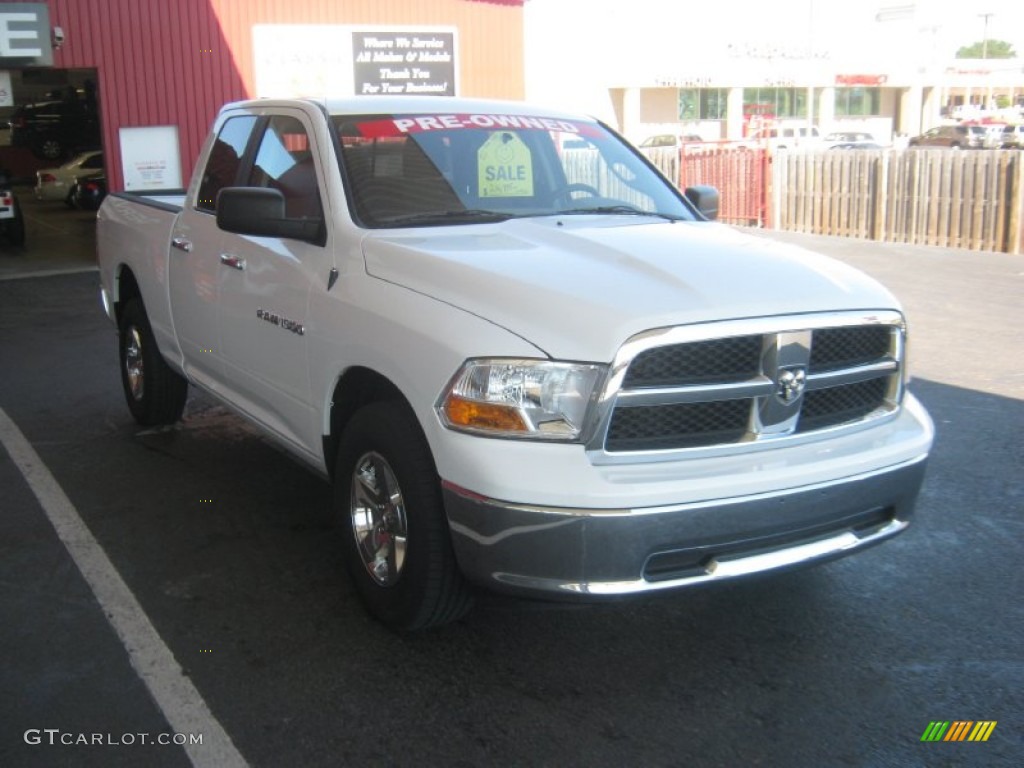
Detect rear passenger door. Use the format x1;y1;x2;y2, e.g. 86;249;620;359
216;110;330;457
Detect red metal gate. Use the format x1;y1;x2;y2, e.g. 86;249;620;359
679;147;768;226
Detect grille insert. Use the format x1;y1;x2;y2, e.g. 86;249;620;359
606;399;750;451
797;377;889;432
810;326;891;372
623;335;762;387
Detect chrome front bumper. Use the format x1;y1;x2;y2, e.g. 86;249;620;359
443;456;928;598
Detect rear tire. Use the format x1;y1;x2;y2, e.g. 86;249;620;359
118;298;188;426
335;401;473;631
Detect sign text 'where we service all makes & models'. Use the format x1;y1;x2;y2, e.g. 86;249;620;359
353;31;456;96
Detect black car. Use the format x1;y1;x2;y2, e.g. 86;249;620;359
72;172;107;211
8;100;101;160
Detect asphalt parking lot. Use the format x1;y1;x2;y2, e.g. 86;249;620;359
1;190;1022;767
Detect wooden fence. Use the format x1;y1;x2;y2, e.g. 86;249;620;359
642;144;1024;252
772;149;1024;254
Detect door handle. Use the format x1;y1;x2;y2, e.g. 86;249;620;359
219;254;246;271
171;236;192;253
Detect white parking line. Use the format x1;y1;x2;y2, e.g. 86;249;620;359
0;408;247;768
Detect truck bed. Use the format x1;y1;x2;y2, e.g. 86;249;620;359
97;191;185;370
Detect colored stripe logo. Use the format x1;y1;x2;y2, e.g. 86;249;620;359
920;721;997;742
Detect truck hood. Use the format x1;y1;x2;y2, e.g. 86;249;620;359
361;217;899;361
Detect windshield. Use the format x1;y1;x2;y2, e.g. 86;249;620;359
332;112;697;227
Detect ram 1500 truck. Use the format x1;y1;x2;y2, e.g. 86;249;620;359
97;97;933;630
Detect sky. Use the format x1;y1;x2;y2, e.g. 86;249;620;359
526;0;1024;62
524;0;1024;118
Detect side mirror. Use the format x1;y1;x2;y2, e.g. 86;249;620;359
216;187;324;244
684;185;719;221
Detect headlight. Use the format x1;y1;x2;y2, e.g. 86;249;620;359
438;359;606;441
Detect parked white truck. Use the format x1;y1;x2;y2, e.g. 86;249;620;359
97;97;933;630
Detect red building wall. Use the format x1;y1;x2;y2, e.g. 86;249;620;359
41;0;524;192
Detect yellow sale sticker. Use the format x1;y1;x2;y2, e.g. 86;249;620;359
478;131;533;198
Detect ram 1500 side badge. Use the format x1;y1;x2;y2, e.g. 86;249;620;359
256;308;304;336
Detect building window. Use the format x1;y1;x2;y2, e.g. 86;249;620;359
835;87;881;117
742;88;807;119
678;88;728;120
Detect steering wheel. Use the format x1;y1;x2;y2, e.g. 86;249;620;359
549;182;601;207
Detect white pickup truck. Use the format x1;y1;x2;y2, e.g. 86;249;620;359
97;97;933;630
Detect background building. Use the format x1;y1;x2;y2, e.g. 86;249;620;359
525;0;1024;144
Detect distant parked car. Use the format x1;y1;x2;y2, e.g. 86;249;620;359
35;150;104;205
0;170;25;247
8;100;101;160
828;141;885;150
823;131;878;149
71;172;107;211
908;124;987;149
974;123;1007;149
1001;124;1024;148
639;133;704;149
745;124;822;151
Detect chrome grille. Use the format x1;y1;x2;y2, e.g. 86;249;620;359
595;313;903;456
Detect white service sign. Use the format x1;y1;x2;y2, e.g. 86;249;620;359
118;125;183;191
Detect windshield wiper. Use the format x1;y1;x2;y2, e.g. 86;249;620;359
549;205;685;222
378;209;517;226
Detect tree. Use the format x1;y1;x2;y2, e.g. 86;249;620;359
956;39;1016;59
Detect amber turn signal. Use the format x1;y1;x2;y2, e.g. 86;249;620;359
443;396;527;432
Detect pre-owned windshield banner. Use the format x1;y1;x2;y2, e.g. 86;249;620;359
356;114;601;137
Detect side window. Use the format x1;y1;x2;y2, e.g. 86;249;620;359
196;115;257;212
247;115;323;220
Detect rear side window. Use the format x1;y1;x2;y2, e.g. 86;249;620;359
196;115;257;212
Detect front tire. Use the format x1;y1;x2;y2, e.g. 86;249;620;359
118;298;188;426
335;402;473;631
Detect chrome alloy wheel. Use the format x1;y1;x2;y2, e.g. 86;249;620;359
350;451;408;586
124;326;145;401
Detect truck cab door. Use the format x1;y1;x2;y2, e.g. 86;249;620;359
215;112;328;457
168;114;259;394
